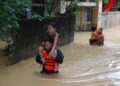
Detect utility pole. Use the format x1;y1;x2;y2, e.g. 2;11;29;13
97;0;103;28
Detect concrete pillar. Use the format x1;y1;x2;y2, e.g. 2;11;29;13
97;0;103;28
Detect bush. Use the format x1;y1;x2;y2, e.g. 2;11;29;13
0;0;29;55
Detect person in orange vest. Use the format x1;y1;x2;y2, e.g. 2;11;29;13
36;39;64;74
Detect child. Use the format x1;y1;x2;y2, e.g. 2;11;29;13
36;39;64;74
96;27;104;45
46;22;59;54
89;27;97;45
96;27;104;40
39;22;59;56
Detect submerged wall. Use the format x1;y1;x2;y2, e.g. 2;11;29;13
9;15;75;64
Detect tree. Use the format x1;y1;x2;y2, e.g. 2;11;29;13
0;0;29;40
0;0;30;55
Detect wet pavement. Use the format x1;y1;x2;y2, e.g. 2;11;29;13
0;26;120;86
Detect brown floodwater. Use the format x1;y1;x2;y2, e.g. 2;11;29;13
0;26;120;86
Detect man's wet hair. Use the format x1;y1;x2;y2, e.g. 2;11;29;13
43;38;53;44
48;22;57;29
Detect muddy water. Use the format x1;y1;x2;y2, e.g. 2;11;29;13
0;26;120;86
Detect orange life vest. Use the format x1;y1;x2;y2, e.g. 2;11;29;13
42;50;55;71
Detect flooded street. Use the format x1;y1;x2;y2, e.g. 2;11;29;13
0;26;120;86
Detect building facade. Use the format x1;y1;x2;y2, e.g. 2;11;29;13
26;0;120;30
99;0;120;29
75;0;98;31
75;0;120;31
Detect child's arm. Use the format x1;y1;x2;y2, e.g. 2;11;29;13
94;32;99;36
49;50;57;58
100;33;104;37
94;32;101;37
96;33;104;38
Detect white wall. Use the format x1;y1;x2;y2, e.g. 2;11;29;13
101;12;120;29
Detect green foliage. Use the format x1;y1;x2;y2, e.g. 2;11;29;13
0;0;29;55
32;13;44;21
66;1;79;16
0;0;29;39
104;0;109;4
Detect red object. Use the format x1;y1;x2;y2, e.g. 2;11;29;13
103;0;115;12
96;32;102;40
96;36;101;40
42;50;56;71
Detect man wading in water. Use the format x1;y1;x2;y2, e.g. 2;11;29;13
36;22;64;74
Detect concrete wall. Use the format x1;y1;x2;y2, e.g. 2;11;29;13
92;6;98;27
75;7;87;31
75;6;98;31
101;12;120;29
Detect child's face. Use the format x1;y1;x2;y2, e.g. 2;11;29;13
98;29;103;32
44;41;52;51
47;25;55;35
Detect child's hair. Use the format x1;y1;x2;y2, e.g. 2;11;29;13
91;26;97;32
99;27;103;31
48;22;57;29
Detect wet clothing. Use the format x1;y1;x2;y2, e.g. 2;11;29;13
45;32;59;46
90;31;104;45
91;32;96;40
42;50;56;72
89;38;104;45
89;39;98;45
36;32;63;74
35;49;64;74
96;32;103;41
